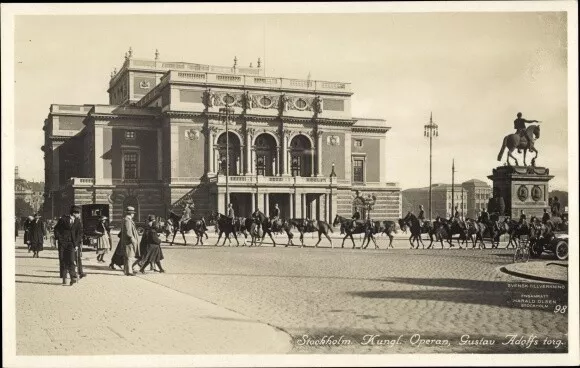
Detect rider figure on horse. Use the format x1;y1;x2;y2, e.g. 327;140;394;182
251;208;261;231
351;208;362;232
514;112;539;153
227;203;235;226
180;202;194;228
270;203;281;231
417;205;425;227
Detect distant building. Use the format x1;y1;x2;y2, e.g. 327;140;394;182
461;179;492;219
402;184;468;219
15;166;44;217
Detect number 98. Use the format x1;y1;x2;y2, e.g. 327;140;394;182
554;305;567;314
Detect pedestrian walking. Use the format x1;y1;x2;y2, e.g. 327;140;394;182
24;215;33;252
121;206;140;276
138;215;165;274
28;213;46;258
54;205;83;286
94;216;111;263
15;217;19;241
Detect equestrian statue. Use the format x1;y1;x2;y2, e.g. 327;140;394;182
497;112;541;167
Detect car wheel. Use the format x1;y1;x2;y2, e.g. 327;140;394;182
555;240;568;261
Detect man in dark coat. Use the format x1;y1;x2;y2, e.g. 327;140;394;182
54;205;83;285
29;213;46;258
542;208;551;224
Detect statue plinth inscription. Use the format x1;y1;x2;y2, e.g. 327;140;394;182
487;166;554;218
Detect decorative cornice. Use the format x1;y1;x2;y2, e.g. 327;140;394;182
351;126;391;133
163;110;206;119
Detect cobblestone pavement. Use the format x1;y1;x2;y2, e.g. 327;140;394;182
14;232;568;355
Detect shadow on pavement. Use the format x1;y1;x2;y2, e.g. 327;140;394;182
15;273;60;279
15;280;63;286
347;277;561;311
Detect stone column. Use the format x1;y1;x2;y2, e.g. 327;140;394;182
316;130;324;177
325;194;330;223
245;128;254;175
302;194;307;218
310;151;315;177
276;146;281;176
213;147;220;174
264;193;270;217
94;126;104;184
256;190;264;211
170;124;180;178
239;145;245;175
295;192;302;218
251;193;256;212
217;192;226;214
282;130;290;176
208;127;215;174
289;193;294;218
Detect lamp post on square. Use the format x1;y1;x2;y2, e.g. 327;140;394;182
219;102;235;213
424;112;438;220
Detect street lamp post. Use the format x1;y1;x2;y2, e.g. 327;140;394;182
220;104;235;213
424;112;438;220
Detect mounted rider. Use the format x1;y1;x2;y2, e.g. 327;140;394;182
227;203;235;226
270;203;281;232
417;205;425;227
180;202;194;229
514;112;539;153
251;208;262;231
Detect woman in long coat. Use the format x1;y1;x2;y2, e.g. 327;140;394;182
24;215;33;251
94;216;111;263
138;215;165;274
109;233;125;270
29;214;46;258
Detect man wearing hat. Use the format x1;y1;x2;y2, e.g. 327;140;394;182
227;203;235;226
121;206;140;276
54;205;83;285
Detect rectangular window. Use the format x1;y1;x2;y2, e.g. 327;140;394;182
125;131;136;140
354;139;363;148
123;152;138;179
353;159;364;183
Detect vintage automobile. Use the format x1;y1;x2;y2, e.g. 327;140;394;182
81;204;110;246
530;231;568;261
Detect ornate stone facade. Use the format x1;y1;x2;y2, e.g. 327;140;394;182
43;56;401;224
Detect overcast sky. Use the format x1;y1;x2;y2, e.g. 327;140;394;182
13;11;569;190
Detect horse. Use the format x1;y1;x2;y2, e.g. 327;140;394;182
288;219;333;248
248;222;264;247
398;214;434;249
332;215;376;249
252;211;292;247
167;211;208;246
208;212;241;246
465;219;487;249
375;220;397;248
432;217;468;249
497;125;541;166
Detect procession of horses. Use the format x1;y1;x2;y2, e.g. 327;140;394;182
150;207;567;253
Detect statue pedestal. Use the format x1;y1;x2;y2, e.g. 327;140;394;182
487;166;553;218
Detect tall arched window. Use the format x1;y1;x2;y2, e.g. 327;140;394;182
217;132;241;175
289;134;312;177
254;133;277;176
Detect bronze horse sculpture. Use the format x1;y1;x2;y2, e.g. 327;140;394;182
497;125;540;166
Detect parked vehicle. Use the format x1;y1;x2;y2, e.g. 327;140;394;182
81;204;110;246
530;232;568;261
